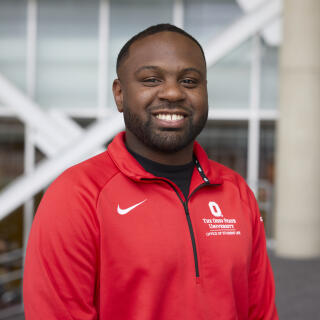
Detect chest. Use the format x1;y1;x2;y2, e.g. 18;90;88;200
97;174;253;280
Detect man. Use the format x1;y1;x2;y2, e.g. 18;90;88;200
24;24;278;319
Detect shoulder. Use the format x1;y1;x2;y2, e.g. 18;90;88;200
53;150;118;191
208;159;255;207
38;151;120;217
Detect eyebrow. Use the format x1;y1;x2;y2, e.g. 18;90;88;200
134;65;204;77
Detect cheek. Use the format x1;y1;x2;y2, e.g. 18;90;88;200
125;86;157;108
190;91;208;112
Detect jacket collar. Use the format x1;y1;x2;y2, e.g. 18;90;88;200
107;131;223;185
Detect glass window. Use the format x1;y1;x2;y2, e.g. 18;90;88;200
108;0;174;108
259;121;275;238
36;0;99;109
197;120;248;178
184;0;242;44
0;119;24;190
0;119;24;310
260;41;279;110
207;39;251;110
0;0;26;93
184;0;250;110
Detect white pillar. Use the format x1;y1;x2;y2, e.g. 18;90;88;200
275;0;320;258
97;0;110;118
247;35;261;195
23;0;37;259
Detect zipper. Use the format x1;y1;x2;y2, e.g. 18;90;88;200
185;183;211;278
141;156;219;280
164;180;202;278
141;177;210;279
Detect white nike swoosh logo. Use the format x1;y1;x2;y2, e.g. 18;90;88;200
117;199;147;215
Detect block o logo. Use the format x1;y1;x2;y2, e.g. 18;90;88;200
208;201;223;217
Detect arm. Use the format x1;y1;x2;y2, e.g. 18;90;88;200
247;187;278;320
23;170;100;320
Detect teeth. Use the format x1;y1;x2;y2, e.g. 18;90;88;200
156;114;184;121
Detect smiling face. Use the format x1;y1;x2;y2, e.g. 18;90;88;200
113;31;208;161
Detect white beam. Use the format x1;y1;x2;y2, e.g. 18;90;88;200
173;0;184;29
0;106;15;117
23;0;38;259
259;109;278;120
236;0;282;46
98;0;110;117
0;113;124;220
204;0;282;67
26;0;37;98
23;125;35;258
208;108;278;121
48;110;83;137
247;35;261;194
0;74;71;152
0;73;86;156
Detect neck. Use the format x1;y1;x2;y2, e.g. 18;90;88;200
125;131;194;166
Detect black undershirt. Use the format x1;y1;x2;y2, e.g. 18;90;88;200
127;148;194;200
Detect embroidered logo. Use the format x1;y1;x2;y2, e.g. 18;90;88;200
208;201;223;217
117;199;147;215
203;201;241;237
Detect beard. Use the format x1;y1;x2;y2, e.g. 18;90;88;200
123;104;208;153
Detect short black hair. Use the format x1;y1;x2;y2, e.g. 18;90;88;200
116;23;206;74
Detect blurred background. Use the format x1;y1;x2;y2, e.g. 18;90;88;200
0;0;319;319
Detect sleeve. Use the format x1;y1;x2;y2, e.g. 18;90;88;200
23;170;100;320
246;187;278;320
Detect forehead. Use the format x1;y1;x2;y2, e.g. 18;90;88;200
119;32;206;75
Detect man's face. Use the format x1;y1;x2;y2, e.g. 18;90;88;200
113;31;208;153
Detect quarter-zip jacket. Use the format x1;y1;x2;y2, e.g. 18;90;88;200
24;132;278;320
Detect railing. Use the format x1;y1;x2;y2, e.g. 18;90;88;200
0;249;23;318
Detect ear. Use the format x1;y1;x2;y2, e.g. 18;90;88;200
112;79;124;112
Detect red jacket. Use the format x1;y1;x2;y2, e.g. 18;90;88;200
24;132;278;319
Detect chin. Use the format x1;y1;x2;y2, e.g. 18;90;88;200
146;131;194;153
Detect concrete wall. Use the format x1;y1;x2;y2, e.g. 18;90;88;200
275;0;320;258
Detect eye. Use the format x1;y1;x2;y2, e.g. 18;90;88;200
142;77;161;86
181;78;198;88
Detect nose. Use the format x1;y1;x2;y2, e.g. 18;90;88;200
157;80;186;102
